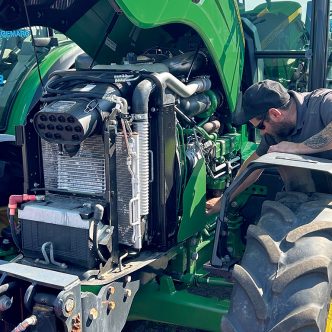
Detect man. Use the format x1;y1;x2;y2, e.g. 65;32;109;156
206;79;332;215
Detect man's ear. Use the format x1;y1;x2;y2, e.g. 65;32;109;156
268;108;282;121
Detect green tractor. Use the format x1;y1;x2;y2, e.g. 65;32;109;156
0;26;82;206
0;0;331;331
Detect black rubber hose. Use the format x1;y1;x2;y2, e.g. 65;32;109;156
40;96;92;103
33;293;57;307
174;106;196;126
40;92;109;102
8;210;21;252
45;74;139;94
48;69;136;79
132;79;155;115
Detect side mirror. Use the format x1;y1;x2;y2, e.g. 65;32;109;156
32;37;58;48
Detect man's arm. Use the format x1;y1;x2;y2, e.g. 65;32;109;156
206;152;263;215
268;122;332;154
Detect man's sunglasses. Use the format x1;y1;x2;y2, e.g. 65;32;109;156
254;112;268;130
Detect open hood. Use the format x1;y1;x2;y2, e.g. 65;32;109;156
0;0;191;65
0;0;244;111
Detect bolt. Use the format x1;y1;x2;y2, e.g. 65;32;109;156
124;289;132;298
227;246;234;253
65;298;75;313
108;301;116;310
231;201;238;208
106;228;111;234
150;107;156;112
107;286;115;295
88;308;98;320
191;252;199;261
125;275;131;283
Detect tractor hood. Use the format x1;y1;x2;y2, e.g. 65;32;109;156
0;0;244;112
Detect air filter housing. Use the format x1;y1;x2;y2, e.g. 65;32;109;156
33;99;113;145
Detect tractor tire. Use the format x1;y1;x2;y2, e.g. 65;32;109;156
222;191;332;332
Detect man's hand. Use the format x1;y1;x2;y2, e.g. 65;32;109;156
206;196;221;216
268;141;305;154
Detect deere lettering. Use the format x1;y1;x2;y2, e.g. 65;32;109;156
0;30;31;39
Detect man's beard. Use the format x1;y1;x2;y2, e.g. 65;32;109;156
270;120;295;140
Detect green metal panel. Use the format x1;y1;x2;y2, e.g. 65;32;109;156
5;43;79;135
116;0;244;112
65;0;244;112
177;158;207;242
129;276;229;332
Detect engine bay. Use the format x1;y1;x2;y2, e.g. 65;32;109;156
14;49;242;273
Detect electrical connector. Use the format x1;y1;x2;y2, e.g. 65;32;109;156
8;194;45;216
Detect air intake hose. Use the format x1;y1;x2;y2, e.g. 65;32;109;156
132;79;155;217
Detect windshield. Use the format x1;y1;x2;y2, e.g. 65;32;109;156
238;0;311;91
0;27;69;86
0;27;72;132
239;0;310;51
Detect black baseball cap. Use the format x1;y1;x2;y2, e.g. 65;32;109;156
233;80;290;125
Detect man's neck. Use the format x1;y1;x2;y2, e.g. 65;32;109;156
288;98;297;126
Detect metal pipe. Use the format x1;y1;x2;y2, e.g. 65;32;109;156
154;72;211;97
0;282;16;295
132;79;154;217
93;204;107;263
196;276;233;287
11;315;37;332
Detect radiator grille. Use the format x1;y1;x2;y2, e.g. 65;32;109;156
116;133;134;246
42;135;106;195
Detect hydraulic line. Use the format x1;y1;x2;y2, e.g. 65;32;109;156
8;213;21;252
8;195;45;251
196;276;233;287
11;315;37;332
40;71;139;103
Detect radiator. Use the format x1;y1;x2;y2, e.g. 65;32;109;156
42;135;106;195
